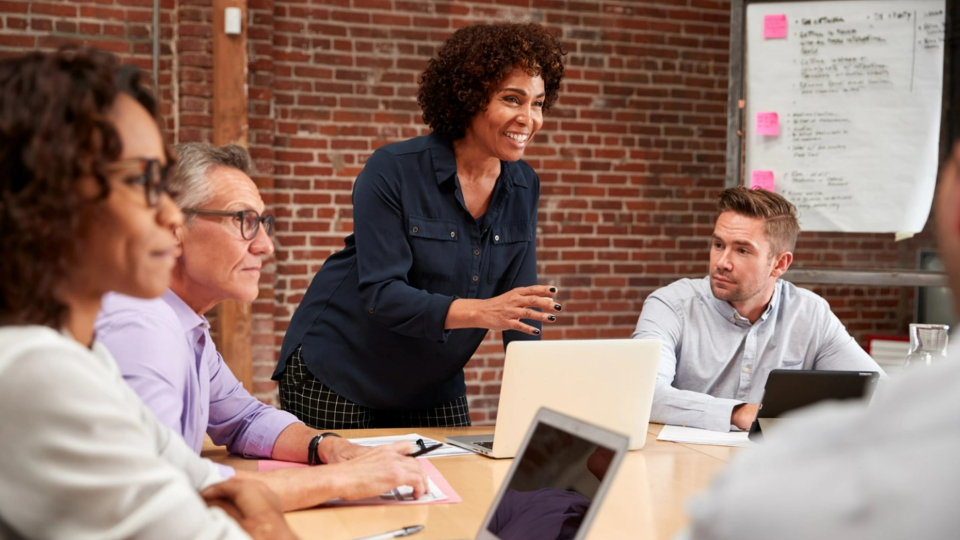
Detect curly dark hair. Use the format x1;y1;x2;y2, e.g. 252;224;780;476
418;22;566;140
0;46;161;328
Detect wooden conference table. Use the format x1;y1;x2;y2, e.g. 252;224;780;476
203;424;738;540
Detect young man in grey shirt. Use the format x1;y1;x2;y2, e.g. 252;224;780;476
633;187;883;432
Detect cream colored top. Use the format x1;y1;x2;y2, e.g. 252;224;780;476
0;326;250;540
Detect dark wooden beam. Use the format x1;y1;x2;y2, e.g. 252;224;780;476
212;0;252;392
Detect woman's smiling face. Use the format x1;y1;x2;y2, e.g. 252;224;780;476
463;67;546;162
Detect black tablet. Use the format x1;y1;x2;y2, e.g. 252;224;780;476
748;369;880;442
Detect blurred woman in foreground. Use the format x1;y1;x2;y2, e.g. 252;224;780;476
0;47;295;540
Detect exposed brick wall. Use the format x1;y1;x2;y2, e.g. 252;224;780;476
1;0;937;425
0;0;178;136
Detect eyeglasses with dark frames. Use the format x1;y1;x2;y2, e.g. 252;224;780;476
181;208;275;241
103;158;171;208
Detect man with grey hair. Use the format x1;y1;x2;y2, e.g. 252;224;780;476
96;143;428;511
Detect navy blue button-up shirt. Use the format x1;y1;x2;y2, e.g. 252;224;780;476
274;133;541;409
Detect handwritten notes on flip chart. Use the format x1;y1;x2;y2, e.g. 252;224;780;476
763;14;789;39
756;112;780;136
745;0;945;232
751;171;776;191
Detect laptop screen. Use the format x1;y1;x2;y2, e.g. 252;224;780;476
485;421;616;540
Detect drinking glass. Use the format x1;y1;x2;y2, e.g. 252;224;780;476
903;324;950;368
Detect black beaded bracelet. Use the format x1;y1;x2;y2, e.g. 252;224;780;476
307;432;341;466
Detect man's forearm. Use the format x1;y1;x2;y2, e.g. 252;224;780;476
651;385;744;432
270;423;314;463
271;423;349;464
234;468;339;512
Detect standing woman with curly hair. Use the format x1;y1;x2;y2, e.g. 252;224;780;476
0;47;295;540
275;22;566;429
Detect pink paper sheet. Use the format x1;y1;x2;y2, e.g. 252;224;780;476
256;457;461;506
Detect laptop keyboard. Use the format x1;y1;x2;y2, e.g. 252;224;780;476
474;440;494;449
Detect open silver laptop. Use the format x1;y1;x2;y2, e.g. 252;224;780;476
456;407;629;540
447;339;660;458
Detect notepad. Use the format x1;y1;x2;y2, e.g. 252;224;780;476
657;425;755;448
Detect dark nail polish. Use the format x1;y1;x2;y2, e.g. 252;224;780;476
533;328;541;335
549;287;557;293
548;315;556;322
554;304;562;311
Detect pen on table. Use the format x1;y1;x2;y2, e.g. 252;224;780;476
408;442;444;458
350;524;424;540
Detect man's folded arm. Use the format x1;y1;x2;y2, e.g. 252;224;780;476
634;295;743;432
651;384;744;432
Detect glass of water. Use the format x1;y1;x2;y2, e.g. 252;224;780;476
903;324;950;369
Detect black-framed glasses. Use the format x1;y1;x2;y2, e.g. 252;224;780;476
104;158;171;207
181;208;275;240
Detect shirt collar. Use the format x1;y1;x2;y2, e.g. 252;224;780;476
709;278;782;327
427;132;529;189
161;289;209;333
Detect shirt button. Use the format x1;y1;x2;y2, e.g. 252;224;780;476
472;275;479;282
368;308;375;314
412;226;419;233
474;248;480;255
494;235;500;242
450;231;456;238
743;366;751;373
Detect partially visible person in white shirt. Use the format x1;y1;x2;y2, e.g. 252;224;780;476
0;46;295;540
680;145;960;540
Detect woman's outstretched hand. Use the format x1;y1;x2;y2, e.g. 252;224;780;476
446;285;561;335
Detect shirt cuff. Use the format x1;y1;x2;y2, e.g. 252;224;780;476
704;398;746;433
426;294;457;344
236;410;301;459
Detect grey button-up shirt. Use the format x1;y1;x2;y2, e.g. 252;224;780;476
633;276;883;432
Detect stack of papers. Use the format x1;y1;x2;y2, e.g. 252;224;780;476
657;425;755;448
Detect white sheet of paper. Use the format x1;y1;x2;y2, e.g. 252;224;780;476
657;425;756;448
745;0;946;232
348;432;475;457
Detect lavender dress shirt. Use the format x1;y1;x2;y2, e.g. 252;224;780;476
96;290;299;477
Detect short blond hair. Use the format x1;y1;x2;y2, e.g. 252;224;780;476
717;187;800;255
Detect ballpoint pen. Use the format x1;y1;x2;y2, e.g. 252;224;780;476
350;524;424;540
408;442;444;458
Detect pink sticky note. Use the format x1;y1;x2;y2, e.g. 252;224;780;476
763;14;788;39
751;171;775;191
756;112;779;136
